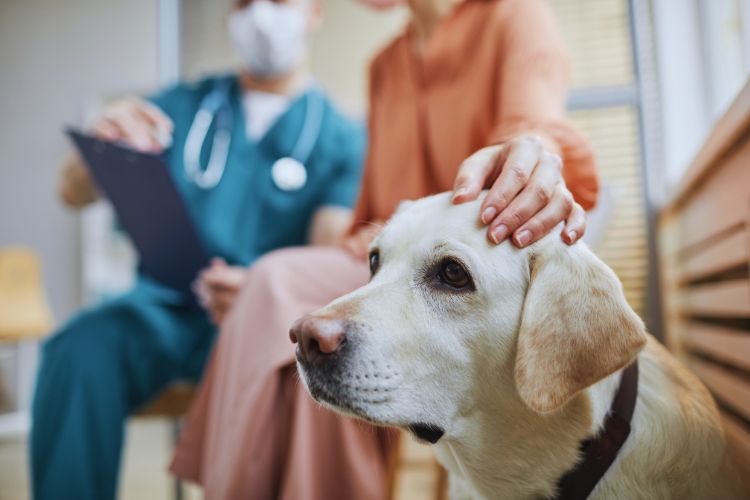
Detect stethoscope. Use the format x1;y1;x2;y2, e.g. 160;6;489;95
183;80;323;191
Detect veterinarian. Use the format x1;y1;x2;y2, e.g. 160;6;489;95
168;0;600;498
30;1;364;499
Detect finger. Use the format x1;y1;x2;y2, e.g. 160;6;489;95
480;137;544;224
201;271;235;290
488;152;560;243
486;155;560;243
194;283;211;309
92;118;122;142
214;268;246;290
205;267;246;293
209;257;227;268
132;100;174;147
108;107;162;152
210;293;236;322
562;202;586;245
451;146;506;204
211;292;233;312
198;294;210;310
134;99;173;133
510;186;574;248
210;309;224;326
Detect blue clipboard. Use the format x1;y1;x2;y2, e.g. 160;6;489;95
67;129;209;298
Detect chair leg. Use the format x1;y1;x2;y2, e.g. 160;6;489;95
435;464;448;500
171;418;185;500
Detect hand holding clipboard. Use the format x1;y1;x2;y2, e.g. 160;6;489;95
67;129;209;298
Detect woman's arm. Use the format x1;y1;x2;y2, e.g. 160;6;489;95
453;0;598;248
308;206;353;246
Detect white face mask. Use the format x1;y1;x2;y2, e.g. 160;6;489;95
228;0;309;80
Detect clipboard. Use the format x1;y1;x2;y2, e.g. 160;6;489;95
66;129;209;298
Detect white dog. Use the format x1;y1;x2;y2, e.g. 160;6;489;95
291;193;743;499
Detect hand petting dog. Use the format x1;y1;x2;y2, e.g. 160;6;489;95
452;135;586;248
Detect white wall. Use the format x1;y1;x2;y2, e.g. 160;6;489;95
0;0;162;322
651;0;711;189
652;0;750;188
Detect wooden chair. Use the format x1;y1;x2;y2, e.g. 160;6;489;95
135;383;197;500
388;432;447;500
0;247;53;416
0;247;54;341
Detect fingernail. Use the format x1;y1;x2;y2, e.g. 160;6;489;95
481;207;497;224
452;187;468;201
568;230;577;243
134;137;150;151
515;229;532;247
490;224;509;244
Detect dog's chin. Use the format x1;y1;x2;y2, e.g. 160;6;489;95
297;362;446;444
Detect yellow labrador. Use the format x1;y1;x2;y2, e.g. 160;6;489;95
291;193;743;499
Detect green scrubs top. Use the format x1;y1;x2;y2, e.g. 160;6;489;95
150;74;365;270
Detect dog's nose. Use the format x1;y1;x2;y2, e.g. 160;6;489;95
290;314;347;364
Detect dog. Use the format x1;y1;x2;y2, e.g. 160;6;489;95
291;192;743;499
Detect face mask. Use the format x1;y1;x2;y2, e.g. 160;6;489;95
228;0;309;80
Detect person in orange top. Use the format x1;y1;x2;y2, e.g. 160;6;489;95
169;0;599;498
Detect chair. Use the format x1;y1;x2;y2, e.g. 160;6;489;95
0;247;53;416
388;432;447;500
136;383;197;500
0;247;54;341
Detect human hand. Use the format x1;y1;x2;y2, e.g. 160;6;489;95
194;258;248;326
451;136;585;248
93;97;173;153
340;223;383;261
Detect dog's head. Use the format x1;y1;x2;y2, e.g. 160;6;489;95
292;193;646;443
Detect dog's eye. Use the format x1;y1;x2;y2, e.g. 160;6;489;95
438;259;472;290
369;250;380;275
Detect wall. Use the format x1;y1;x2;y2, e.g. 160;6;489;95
0;0;161;322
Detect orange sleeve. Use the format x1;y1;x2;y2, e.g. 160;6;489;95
349;55;383;233
489;0;599;210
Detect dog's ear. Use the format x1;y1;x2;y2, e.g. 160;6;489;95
514;241;646;413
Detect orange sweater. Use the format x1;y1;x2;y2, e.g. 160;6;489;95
353;0;599;227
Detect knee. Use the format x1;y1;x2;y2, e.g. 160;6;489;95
247;247;304;286
41;308;122;372
249;246;334;285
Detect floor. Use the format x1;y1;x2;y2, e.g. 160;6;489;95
0;419;438;500
0;419;202;500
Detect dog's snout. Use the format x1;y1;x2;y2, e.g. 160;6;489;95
290;314;348;364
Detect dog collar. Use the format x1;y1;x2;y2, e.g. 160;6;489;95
554;360;639;500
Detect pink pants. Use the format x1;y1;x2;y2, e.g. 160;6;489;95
170;247;396;500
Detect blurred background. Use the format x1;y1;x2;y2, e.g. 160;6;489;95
1;0;750;498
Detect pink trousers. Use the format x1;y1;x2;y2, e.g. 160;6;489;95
169;247;396;500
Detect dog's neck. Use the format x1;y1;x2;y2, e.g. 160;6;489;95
434;369;624;499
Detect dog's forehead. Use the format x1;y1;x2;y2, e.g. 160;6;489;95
377;193;493;253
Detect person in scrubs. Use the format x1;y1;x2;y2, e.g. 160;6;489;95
169;0;599;499
31;1;364;499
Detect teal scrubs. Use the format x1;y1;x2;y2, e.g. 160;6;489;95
31;75;365;500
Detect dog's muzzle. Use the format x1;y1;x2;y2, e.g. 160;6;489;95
291;313;402;422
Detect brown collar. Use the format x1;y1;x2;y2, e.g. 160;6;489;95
554;361;639;500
